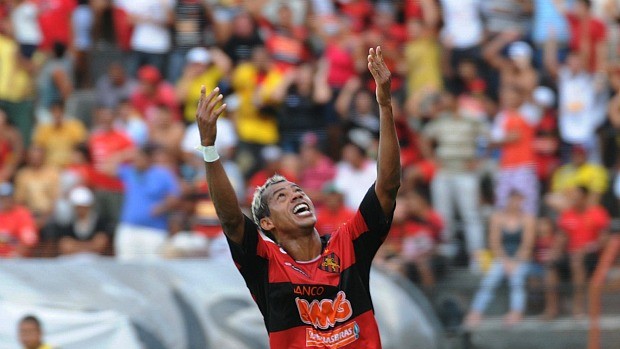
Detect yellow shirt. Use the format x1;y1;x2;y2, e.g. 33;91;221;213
405;37;443;95
182;66;224;122
0;35;34;102
232;63;280;145
33;119;87;168
551;163;609;194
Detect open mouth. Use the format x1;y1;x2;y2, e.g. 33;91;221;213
293;203;312;217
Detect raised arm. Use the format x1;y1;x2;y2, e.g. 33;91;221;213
368;47;401;215
196;86;245;244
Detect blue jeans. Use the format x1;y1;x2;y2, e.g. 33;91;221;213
471;260;529;313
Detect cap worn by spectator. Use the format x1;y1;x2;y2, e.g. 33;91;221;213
138;65;162;84
0;182;12;197
533;86;555;108
186;47;212;65
508;41;533;60
69;187;95;207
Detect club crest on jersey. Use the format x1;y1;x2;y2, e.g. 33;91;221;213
319;252;341;273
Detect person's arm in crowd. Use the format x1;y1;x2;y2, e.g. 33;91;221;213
334;76;361;120
313;58;332;104
269;68;297;103
368;47;401;215
516;215;537;261
210;47;233;75
489;214;507;259
543;34;561;80
482;31;520;71
197;87;245;244
0;129;23;182
60;234;110;255
52;67;73;102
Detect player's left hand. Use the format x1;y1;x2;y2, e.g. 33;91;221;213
367;46;392;107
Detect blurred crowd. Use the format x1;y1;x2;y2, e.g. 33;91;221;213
1;0;620;324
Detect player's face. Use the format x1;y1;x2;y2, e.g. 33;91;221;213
262;181;317;234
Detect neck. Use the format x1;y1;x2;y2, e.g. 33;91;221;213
278;230;322;262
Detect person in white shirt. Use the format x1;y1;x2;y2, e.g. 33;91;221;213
11;0;42;59
333;141;378;211
439;0;484;77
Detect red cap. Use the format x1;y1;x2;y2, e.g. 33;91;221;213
138;65;161;84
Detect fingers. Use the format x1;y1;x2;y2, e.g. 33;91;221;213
206;92;224;119
201;87;219;114
213;103;227;118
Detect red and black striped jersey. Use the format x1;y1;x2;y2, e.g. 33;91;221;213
226;185;394;349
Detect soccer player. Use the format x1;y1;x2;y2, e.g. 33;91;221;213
195;46;400;348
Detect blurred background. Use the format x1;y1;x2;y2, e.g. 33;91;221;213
1;0;620;348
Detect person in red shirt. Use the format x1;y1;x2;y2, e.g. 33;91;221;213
196;47;399;349
35;0;77;51
491;84;539;215
564;0;607;72
315;184;356;236
0;182;38;258
130;65;180;122
550;186;610;318
88;106;134;228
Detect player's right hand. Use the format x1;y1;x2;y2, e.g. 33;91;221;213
196;86;227;146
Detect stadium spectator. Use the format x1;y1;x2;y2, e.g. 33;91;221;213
18;315;52;349
37;0;76;51
112;143;180;260
333;140;377;211
114;99;148;147
147;104;184;160
297;132;336;205
531;86;561;191
131;65;180;122
0;19;36;146
547;186;610;318
260;2;309;70
55;186;111;256
491;84;539;216
175;46;231;123
88;106;134;227
335;77;380;139
0;109;24;182
36;41;73;122
32;101;87;168
315;183;355;236
560;0;608;72
95;63;138;109
10;0;42;59
0;182;37;258
52;143;94;227
438;0;484;77
480;0;531;38
120;0;174;75
422;92;487;270
72;0;94;88
465;190;536;327
531;0;571;67
222;11;263;65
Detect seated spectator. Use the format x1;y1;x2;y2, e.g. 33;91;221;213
0;108;23;182
109;143;181;260
333;140;377;211
546;186;610;318
465;190;536;327
491;84;539;216
0;182;37;258
547;146;608;211
14;146;60;230
175;46;231;123
131;65;180;122
95;63;138;109
298;132;336;205
532;216;562;320
18;315;53;349
315;183;355;236
55;186;111;257
32;101;87;168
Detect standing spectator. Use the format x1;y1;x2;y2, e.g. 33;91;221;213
0;182;37;258
0;109;24;182
35;42;73;122
18;315;52;349
37;0;76;52
10;0;42;59
298;132;336;205
168;0;212;82
120;0;174;75
260;3;309;70
112;143;181;260
438;0;484;76
131;65;180;121
333;141;377;210
32;101;87;168
223;11;263;65
315;183;355;236
548;186;610;317
88;106;134;227
95;63;138;109
55;186;111;257
480;0;532;38
422;92;487;270
14;146;60;230
532;0;571;67
0;20;36;146
491;85;539;216
271;62;332;153
545;31;608;161
465;190;536;327
72;0;94;88
175;46;231;123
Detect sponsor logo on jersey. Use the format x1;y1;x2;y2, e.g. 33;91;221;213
285;262;310;277
305;321;360;348
295;291;352;329
319;252;341;273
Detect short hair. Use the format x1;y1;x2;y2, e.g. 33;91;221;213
251;174;287;235
20;315;41;329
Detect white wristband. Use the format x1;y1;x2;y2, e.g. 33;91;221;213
196;145;220;162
